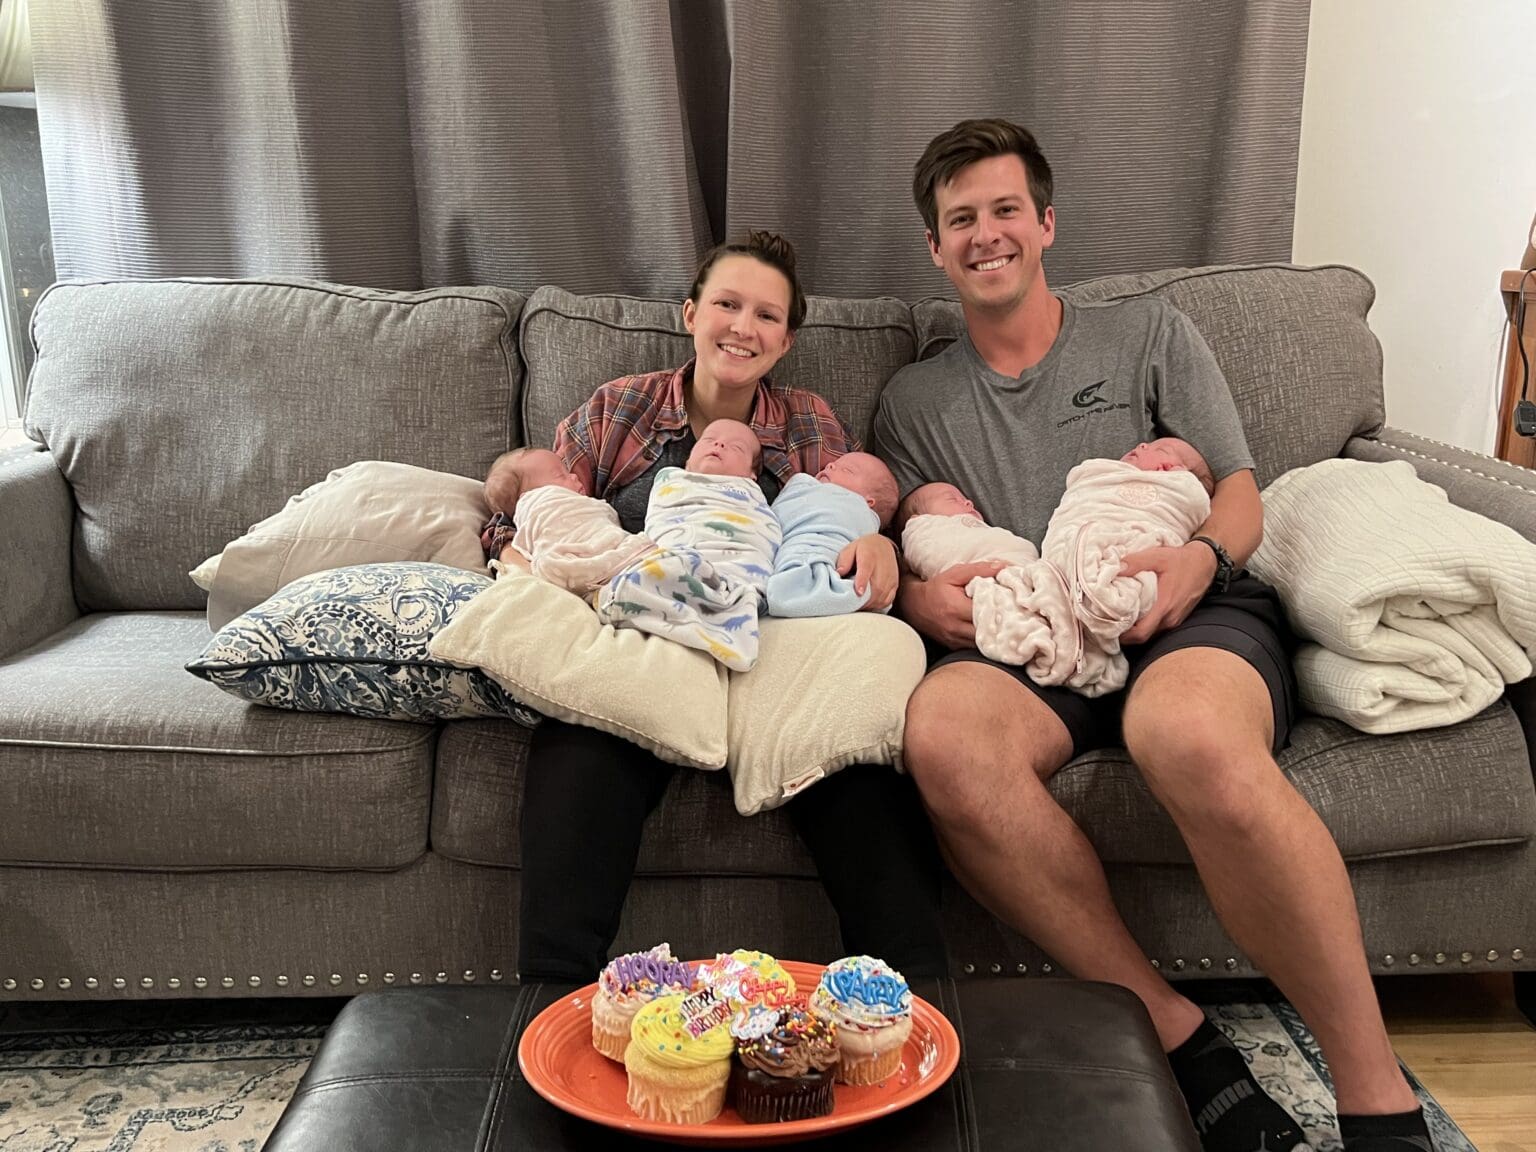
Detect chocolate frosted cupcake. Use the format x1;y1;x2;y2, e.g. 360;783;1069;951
729;1003;840;1124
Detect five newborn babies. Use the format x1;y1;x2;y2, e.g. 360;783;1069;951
486;422;1212;692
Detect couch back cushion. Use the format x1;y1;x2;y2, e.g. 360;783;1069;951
912;264;1384;487
520;288;915;450
26;278;524;611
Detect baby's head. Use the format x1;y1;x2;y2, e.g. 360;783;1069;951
815;452;900;529
898;482;982;530
1120;438;1214;495
484;447;584;516
687;419;762;478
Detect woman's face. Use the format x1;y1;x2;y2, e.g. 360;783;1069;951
683;255;796;391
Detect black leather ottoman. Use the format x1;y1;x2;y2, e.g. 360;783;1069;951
263;979;1199;1151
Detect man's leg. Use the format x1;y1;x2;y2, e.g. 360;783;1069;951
902;658;1204;1045
787;763;948;977
518;719;675;980
1122;646;1420;1119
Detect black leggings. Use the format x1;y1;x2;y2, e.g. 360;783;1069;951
517;719;946;981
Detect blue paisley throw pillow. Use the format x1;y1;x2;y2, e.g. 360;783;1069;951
187;562;541;726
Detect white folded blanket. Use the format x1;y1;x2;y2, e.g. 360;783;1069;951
1248;458;1536;733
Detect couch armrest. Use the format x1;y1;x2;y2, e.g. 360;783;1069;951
0;443;79;660
1343;427;1536;543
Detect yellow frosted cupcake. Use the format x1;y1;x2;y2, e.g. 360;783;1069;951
811;955;913;1085
591;944;696;1063
624;992;734;1125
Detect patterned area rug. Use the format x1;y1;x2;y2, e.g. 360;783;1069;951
0;994;1476;1151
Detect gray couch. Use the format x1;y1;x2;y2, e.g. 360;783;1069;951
3;264;1534;1002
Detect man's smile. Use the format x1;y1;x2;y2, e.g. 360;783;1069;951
969;254;1016;272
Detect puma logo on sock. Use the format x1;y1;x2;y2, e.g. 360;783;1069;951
1197;1079;1256;1134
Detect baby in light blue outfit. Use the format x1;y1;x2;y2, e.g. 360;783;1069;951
766;452;899;617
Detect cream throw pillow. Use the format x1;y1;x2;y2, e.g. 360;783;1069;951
202;461;491;630
428;567;730;770
725;615;927;816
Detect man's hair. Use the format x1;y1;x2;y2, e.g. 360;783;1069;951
912;118;1054;238
484;447;530;516
688;229;808;331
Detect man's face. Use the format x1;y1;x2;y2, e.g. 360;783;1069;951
688;419;760;477
927;154;1054;314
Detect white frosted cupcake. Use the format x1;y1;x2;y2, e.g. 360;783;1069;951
591;943;696;1062
810;955;913;1084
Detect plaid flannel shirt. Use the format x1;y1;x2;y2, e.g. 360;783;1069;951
480;360;859;561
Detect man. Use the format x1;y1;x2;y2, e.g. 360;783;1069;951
873;119;1431;1152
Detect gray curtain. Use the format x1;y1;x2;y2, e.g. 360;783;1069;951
32;0;1309;299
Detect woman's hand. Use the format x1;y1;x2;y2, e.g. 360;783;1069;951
897;562;1004;648
836;533;899;612
1118;542;1216;644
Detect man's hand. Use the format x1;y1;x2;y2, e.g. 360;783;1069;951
897;561;1005;649
1119;542;1217;644
837;533;899;612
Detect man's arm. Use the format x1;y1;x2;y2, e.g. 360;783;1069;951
1119;468;1262;644
896;560;1007;650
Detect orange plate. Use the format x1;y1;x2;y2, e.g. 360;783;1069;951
518;960;960;1148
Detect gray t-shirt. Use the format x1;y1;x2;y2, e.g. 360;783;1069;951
873;295;1253;548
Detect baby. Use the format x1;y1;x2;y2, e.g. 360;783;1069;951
483;447;650;595
766;452;901;617
595;419;783;671
902;437;1215;696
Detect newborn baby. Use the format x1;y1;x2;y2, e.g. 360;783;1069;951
902;437;1214;696
484;448;650;595
766;452;900;617
595;419;783;671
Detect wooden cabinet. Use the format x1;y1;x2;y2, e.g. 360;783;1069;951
1497;269;1536;470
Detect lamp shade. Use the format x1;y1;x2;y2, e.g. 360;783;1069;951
0;0;31;93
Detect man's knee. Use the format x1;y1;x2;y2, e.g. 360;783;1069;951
903;664;1070;814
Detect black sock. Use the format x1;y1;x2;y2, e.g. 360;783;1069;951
1339;1108;1433;1151
1167;1018;1308;1152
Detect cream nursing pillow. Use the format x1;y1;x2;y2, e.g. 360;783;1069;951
725;615;927;816
428;567;729;770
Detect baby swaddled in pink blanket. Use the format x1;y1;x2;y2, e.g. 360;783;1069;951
901;438;1215;696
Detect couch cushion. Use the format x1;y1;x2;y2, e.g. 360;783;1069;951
0;612;433;869
432;720;818;877
1054;702;1535;865
912;264;1384;486
25;278;525;612
520;288;914;451
434;702;1533;874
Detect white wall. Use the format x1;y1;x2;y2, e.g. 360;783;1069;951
1292;0;1536;454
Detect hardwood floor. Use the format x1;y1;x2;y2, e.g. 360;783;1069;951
1379;974;1536;1151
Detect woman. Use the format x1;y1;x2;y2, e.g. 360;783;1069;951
497;231;946;981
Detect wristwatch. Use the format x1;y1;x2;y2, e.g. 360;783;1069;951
1191;535;1235;594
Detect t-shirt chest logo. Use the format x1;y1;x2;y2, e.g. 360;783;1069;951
1058;379;1132;428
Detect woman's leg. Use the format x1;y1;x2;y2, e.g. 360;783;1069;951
786;764;948;977
517;719;675;980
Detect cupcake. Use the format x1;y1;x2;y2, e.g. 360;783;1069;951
811;955;913;1085
624;991;734;1125
591;943;696;1062
696;949;796;1012
729;1003;841;1123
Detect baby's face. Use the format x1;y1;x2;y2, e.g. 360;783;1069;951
688;419;760;478
816;452;885;497
904;482;980;521
517;449;584;496
1120;438;1201;475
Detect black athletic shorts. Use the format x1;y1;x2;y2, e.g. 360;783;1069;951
928;574;1299;756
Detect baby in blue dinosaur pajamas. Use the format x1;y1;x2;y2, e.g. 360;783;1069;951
594;419;783;671
765;451;900;617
